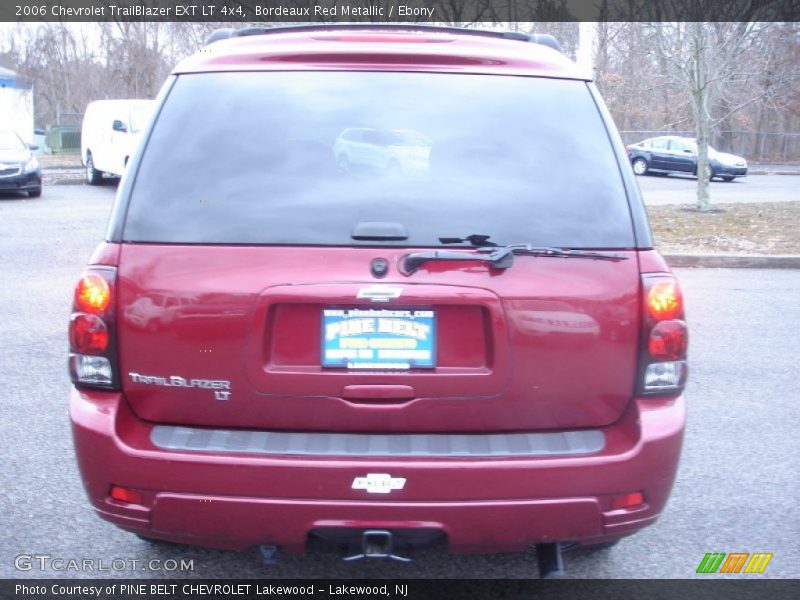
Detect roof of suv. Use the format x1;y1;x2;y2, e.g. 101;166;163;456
174;26;588;80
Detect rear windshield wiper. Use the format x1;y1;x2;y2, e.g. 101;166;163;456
401;238;628;275
400;248;514;275
488;245;629;261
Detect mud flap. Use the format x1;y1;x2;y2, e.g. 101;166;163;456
536;542;565;578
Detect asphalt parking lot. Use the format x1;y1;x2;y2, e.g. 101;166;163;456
0;182;798;579
636;172;800;205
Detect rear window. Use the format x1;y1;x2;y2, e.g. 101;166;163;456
123;72;634;248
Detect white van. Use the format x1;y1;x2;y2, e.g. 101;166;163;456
81;99;154;184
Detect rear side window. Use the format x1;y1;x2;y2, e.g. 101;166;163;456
671;140;696;153
124;72;634;248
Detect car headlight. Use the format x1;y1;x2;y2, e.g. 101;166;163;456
718;155;746;168
23;156;39;173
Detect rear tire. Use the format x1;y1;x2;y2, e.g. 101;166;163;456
28;187;42;198
85;152;103;185
632;157;648;176
721;176;735;182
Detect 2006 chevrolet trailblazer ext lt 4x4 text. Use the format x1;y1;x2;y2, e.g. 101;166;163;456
68;25;687;576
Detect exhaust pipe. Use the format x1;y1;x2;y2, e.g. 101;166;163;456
343;530;411;562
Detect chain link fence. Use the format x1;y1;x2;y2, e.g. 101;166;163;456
619;131;800;164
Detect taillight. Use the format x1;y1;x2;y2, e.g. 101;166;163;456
648;320;688;359
68;267;118;389
75;273;111;313
646;281;682;320
639;274;688;394
69;314;109;354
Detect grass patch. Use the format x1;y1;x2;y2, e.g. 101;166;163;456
647;202;800;254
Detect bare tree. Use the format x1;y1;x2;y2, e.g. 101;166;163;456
645;22;794;211
4;24;104;126
1;19;798;163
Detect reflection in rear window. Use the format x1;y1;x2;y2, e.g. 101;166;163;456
124;72;633;248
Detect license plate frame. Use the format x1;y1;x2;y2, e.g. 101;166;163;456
321;308;436;370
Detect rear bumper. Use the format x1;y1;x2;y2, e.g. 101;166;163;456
70;389;685;553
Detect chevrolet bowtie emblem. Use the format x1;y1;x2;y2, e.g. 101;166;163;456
352;473;406;494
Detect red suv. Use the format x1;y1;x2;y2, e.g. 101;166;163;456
68;25;687;575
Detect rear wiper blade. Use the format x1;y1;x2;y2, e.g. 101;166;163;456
438;235;627;261
478;245;629;262
401;244;627;275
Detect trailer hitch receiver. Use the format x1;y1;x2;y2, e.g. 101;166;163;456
343;530;411;562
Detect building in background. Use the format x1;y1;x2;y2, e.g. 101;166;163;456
0;64;34;145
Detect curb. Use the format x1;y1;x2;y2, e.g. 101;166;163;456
49;179;85;186
664;254;800;269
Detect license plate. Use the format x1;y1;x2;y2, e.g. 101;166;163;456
322;308;436;369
